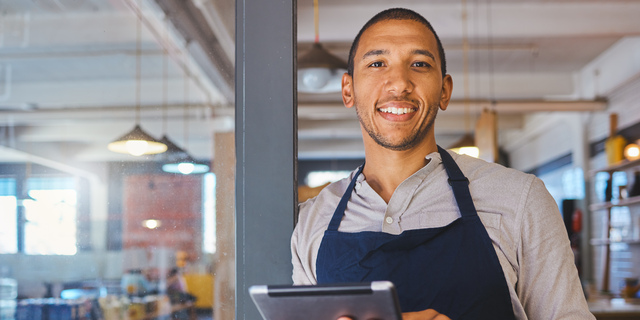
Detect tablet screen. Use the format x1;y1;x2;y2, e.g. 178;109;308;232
249;281;402;320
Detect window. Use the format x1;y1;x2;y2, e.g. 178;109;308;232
23;177;77;255
202;172;216;254
306;170;351;188
0;178;17;254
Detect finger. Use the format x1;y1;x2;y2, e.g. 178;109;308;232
402;309;450;320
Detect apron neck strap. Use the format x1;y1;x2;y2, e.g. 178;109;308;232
437;146;478;218
327;164;364;231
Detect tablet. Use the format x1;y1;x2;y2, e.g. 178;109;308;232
249;281;402;320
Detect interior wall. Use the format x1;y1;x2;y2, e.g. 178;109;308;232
506;113;579;173
504;73;640;292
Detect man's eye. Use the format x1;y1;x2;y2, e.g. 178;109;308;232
369;61;384;67
412;61;430;68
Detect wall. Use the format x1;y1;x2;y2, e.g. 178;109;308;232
503;61;640;293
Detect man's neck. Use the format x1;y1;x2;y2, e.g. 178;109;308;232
362;140;437;203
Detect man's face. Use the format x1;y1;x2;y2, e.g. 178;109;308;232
342;19;452;151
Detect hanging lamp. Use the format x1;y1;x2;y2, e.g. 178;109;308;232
449;0;479;158
162;68;209;175
155;19;191;165
108;2;166;156
297;0;347;93
450;134;479;158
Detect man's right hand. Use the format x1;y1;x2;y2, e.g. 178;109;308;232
401;309;451;320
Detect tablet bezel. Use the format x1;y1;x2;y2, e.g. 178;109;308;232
249;281;402;320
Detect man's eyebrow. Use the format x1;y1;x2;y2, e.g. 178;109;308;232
361;49;388;60
361;49;436;60
414;49;435;60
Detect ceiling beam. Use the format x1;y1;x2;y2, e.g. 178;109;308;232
297;99;606;120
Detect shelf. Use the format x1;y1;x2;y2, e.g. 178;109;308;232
590;238;640;246
592;158;640;175
590;195;640;211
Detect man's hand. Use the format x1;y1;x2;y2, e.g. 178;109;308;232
336;309;450;320
401;309;451;320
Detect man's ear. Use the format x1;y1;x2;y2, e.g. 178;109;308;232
342;73;354;108
439;74;453;111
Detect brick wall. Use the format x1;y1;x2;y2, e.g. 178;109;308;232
122;174;202;257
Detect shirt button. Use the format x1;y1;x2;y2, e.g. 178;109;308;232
385;216;393;224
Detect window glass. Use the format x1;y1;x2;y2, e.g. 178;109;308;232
0;2;235;320
202;172;216;254
0;178;18;254
23;179;78;255
306;170;351;187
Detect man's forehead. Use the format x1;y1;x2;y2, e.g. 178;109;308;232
356;19;438;57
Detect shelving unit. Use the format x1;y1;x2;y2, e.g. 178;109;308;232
590;195;640;211
590;158;640;293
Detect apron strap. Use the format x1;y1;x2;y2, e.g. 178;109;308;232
437;146;478;218
327;164;365;231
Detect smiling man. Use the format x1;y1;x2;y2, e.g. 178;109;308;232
291;8;594;320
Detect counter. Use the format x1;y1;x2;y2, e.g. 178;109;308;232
589;298;640;320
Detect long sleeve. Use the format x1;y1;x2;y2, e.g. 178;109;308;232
516;178;594;319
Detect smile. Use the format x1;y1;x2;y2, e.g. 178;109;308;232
378;107;416;115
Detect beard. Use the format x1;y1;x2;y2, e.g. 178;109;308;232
354;96;439;152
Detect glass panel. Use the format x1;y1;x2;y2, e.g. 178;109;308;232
0;1;235;319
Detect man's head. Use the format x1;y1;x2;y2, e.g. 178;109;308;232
341;8;453;153
347;8;447;79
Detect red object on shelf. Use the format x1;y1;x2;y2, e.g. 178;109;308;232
573;208;583;233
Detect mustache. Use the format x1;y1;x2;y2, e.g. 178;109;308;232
376;95;419;107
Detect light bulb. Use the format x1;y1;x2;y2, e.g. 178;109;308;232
178;162;195;175
300;68;331;90
624;143;640;161
125;140;149;156
143;219;161;229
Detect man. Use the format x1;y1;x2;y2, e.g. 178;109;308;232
291;7;594;320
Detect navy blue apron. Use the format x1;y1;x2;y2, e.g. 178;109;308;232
316;146;516;319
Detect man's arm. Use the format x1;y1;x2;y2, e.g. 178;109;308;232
291;211;317;285
517;178;595;319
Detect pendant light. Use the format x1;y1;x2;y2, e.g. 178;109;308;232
162;68;209;175
297;0;347;93
450;0;479;158
108;2;166;156
624;141;640;161
156;18;191;165
161;107;209;175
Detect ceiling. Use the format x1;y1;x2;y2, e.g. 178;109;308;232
0;0;639;168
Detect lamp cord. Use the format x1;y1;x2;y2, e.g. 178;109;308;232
462;0;471;134
314;0;319;43
184;65;190;149
162;18;169;135
135;0;141;125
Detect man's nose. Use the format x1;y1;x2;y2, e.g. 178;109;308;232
384;68;414;94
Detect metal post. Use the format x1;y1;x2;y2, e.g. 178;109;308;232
235;0;297;319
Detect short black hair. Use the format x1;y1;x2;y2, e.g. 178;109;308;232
347;8;447;78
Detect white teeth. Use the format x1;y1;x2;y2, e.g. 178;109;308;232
379;107;415;115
